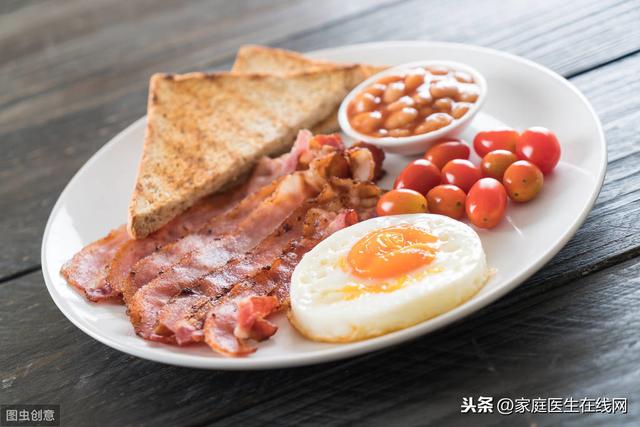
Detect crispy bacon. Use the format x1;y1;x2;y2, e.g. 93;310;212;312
101;194;233;301
350;142;385;180
124;145;354;303
60;130;386;357
156;202;312;344
152;199;314;344
204;209;360;357
61;226;131;301
155;180;380;349
154;181;372;344
348;147;376;182
129;172;320;339
64;130;317;302
129;153;357;340
121;130;344;302
233;296;280;340
121;180;281;302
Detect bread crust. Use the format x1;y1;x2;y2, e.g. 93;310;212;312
128;46;386;239
128;68;364;238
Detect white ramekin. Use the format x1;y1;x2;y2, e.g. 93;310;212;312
338;60;488;155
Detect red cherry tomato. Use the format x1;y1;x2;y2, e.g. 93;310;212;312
376;189;428;216
394;159;441;196
424;139;471;169
473;128;519;157
441;159;482;193
465;178;507;229
481;149;518;180
516;127;561;174
503;160;544;202
426;185;466;219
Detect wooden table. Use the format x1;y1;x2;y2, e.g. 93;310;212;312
1;1;639;425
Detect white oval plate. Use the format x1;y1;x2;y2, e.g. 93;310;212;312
42;42;606;369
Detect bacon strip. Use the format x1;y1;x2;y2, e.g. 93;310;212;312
124;145;352;303
98;194;231;301
159;179;380;349
60;130;387;357
233;296;280;341
129;171;321;339
120;130;342;302
157;204;310;344
155;183;355;344
60;226;131;301
121;180;281;302
204;209;360;357
65;130;316;302
155;202;311;344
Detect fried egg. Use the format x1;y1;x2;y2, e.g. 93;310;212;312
289;214;488;342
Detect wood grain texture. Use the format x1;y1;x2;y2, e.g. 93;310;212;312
272;0;640;77
1;0;639;279
1;259;638;426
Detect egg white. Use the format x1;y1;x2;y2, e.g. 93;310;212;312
289;214;488;342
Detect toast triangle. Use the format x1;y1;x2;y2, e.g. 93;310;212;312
232;45;386;134
128;67;364;238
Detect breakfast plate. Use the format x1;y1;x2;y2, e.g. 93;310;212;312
41;41;606;369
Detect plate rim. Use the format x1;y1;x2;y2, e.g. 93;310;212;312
41;41;607;370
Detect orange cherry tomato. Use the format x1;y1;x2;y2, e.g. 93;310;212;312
426;185;466;219
424;139;471;169
516;127;561;174
480;149;518;180
394;159;441;196
473;128;519;157
441;159;481;193
465;178;507;229
376;189;428;216
503;160;544;202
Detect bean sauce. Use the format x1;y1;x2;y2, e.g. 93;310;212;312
347;66;480;138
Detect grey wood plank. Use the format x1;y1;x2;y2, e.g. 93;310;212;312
0;0;50;15
272;0;640;78
0;0;186;61
1;0;639;279
1;258;638;426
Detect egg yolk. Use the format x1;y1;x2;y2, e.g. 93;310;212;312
347;225;437;280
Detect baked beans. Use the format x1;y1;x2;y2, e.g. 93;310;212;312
347;65;480;138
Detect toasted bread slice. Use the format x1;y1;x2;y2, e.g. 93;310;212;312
128;68;365;238
232;45;386;134
232;44;385;77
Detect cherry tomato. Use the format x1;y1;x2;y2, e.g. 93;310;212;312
426;185;466;219
465;178;507;229
480;150;518;180
516;127;561;174
424;139;471;169
473;128;519;157
394;159;441;196
441;159;482;193
503;160;544;202
376;189;428;216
